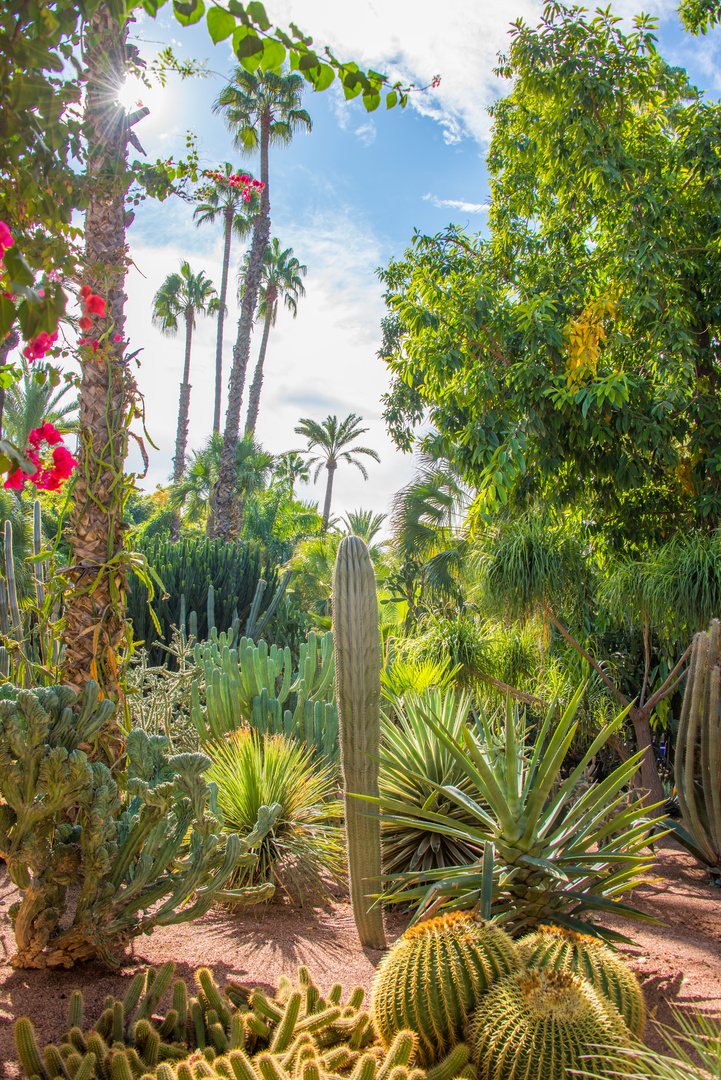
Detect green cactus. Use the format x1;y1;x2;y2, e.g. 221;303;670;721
520;925;645;1037
469;968;631;1080
0;682;281;968
191;632;338;767
674;619;721;878
371;912;520;1067
127;536;280;665
332;535;385;949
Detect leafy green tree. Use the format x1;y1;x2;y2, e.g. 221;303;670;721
193;163;256;434
152;263;219;521
274;451;310;497
294;414;380;529
380;6;721;545
213;68;311;539
243;238;307;437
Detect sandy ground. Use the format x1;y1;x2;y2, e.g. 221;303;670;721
1;843;719;1077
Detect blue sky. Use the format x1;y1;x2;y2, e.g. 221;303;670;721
120;0;721;529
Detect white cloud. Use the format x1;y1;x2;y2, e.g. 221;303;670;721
354;120;377;146
422;193;488;213
266;0;679;145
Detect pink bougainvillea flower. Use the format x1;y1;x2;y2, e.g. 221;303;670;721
3;469;24;490
29;422;62;448
79;284;92;299
47;269;61;283
113;333;122;342
85;293;106;316
91;339;99;353
0;221;14;251
23;329;58;362
78;315;92;331
51;445;77;479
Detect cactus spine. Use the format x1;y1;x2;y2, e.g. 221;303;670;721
676;619;721;877
521;925;645;1037
470;969;631;1079
372;912;520;1067
332;535;385;950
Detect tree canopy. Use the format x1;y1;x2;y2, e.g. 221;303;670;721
379;4;721;548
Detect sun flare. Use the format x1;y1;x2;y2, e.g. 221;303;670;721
116;74;166;124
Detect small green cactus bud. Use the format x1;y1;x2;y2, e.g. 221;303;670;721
346;987;364;1010
349;1053;377;1080
191;1000;206;1049
377;1032;416;1079
15;1018;46;1080
300;1062;320;1080
112;1002;125;1045
198;969;232;1028
68;1028;86;1055
229;1014;244;1051
172;980;188;1043
137;962;176;1021
96;1008;113;1041
250;991;283;1024
156;1067;175;1080
425;1045;469;1080
67;991;84;1032
210;1023;229;1053
158;1009;179;1039
142;1029;161;1066
228;1050;258;1080
122;973;146;1019
245;1014;271;1040
110;1054;134;1080
43;1044;68;1079
256;1054;286;1080
176;1065;194;1080
385;1068;409;1080
71;1053;96;1080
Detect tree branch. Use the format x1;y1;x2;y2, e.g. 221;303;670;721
478;672;546;710
643;645;691;713
543;604;630;709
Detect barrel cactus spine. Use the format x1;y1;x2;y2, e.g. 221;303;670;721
371;911;521;1067
332;535;386;949
469;968;632;1080
520;924;645;1037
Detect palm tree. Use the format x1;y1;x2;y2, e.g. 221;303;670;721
3;360;78;447
213;68;311;540
343;509;387;544
193;163;256;434
152;263;218;538
274;451;309;497
294;414;380;530
243;238;307;437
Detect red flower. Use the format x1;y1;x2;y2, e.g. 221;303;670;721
79;285;92;299
85;294;106;316
78;315;92;331
29;422;62;448
51;446;77;479
91;340;99;353
113;333;122;342
3;469;24;490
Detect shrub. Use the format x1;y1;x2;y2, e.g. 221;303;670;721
207;729;344;900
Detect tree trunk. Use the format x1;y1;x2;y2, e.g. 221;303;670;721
628;707;665;805
63;5;130;704
171;312;193;541
215;110;271;541
322;461;336;530
244;297;275;437
213;206;234;434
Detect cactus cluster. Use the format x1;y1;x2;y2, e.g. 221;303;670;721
520;925;646;1037
15;963;469;1080
192;632;338;766
127;536;279;665
0;681;280;968
372;913;520;1067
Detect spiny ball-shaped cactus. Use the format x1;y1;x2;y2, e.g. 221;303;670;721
520;924;645;1037
470;969;632;1080
372;911;520;1067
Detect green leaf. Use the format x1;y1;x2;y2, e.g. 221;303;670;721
206;6;235;42
298;51;320;71
246;0;270;29
233;26;264;58
363;91;381;112
259;39;286;71
386;90;398;109
0;296;16;338
3;247;34;288
308;63;334;92
172;0;205;25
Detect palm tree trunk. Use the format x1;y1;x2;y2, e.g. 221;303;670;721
215;110;271;541
244;299;274;437
171;312;193;541
322;461;336;530
63;4;130;704
213;206;233;434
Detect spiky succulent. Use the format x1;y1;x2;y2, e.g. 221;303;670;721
372;911;520;1067
520;925;645;1037
469;969;632;1080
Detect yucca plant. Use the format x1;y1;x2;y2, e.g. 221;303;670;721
374;684;662;940
379;688;491;878
207;730;344;900
577;1011;721;1080
380;656;460;699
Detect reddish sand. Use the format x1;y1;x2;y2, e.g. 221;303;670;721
1;842;719;1078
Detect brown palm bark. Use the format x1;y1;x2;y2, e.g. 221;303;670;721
213;206;234;434
244;292;276;437
215;111;271;541
171;309;193;541
322;460;337;530
63;5;130;702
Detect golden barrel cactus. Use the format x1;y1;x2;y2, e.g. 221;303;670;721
371;912;520;1067
520;925;645;1037
470;969;632;1080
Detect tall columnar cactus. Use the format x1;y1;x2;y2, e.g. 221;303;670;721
332;535;385;949
675;619;721;878
469;969;632;1080
520;925;645;1037
0;681;280;968
372;912;520;1066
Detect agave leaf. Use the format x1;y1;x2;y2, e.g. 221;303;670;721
460;726;520;838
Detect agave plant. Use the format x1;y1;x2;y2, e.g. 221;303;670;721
380;689;491;878
207;729;344;901
577;1011;721;1080
374;684;662;940
380;656;460;700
